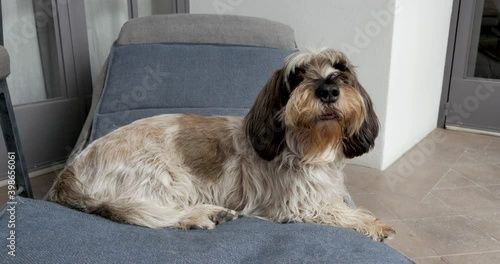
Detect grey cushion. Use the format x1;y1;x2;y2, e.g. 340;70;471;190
117;14;297;50
0;198;413;264
91;43;292;140
0;46;10;80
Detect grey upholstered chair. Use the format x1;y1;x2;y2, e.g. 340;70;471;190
0;14;412;264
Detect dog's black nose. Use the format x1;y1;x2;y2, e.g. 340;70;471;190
316;84;339;103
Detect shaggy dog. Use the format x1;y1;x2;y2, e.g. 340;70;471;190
49;49;394;241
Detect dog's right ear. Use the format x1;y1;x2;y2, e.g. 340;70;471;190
245;70;289;161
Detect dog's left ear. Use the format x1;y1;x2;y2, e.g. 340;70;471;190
342;81;379;158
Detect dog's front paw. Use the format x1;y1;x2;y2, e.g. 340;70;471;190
364;219;395;242
177;205;238;230
209;209;238;225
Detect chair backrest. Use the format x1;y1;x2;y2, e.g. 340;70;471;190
76;14;297;149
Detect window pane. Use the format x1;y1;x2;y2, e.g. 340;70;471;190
137;0;175;17
84;0;129;82
1;0;63;105
467;0;500;79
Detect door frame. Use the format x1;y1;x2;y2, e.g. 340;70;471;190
438;0;461;128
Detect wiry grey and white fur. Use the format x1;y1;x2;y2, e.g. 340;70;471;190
48;49;394;241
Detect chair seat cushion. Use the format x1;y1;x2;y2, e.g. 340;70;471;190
0;198;412;264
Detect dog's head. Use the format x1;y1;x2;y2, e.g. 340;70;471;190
245;49;379;161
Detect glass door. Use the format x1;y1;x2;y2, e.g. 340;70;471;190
446;0;500;132
2;0;65;105
0;0;91;179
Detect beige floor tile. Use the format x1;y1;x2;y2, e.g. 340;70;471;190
374;192;459;220
452;164;500;186
344;164;381;194
442;251;500;264
433;169;477;189
384;220;437;259
31;172;58;199
369;162;449;200
484;185;500;199
413;257;447;264
431;187;500;216
453;152;487;167
488;138;500;149
403;216;500;255
424;145;466;167
346;183;368;195
351;193;398;221
432;129;493;150
399;131;465;167
466;212;500;241
463;148;500;166
344;164;380;195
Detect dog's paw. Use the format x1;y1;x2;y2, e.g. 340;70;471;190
177;205;238;230
366;219;395;242
209;209;238;225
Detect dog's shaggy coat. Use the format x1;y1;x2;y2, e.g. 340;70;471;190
49;49;394;241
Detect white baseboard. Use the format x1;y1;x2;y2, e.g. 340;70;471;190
0;163;65;188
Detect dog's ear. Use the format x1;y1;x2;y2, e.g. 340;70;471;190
245;70;289;161
342;81;379;158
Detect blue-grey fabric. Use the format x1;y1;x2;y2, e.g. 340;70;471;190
0;45;10;80
91;43;292;140
0;198;412;264
116;14;297;50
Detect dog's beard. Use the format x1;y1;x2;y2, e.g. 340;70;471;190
281;88;342;161
281;82;369;161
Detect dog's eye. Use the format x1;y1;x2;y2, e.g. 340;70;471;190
288;67;306;91
333;63;346;71
330;72;349;84
294;67;306;77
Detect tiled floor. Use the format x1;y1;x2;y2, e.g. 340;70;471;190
345;128;500;263
1;128;499;263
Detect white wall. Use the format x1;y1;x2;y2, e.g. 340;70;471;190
382;0;453;168
190;0;453;170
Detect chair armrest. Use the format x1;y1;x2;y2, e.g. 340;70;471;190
0;45;10;80
0;45;33;198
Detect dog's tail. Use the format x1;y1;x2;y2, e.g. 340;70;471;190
47;167;181;228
